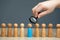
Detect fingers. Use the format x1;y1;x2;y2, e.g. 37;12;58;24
32;3;41;13
35;6;43;17
32;3;42;17
32;3;47;18
38;10;50;18
32;1;56;18
32;4;39;14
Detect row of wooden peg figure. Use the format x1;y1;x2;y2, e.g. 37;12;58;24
0;23;60;38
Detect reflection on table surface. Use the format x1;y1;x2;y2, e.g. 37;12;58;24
0;37;60;40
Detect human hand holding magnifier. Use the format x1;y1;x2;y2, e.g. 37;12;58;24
29;10;45;24
29;0;59;24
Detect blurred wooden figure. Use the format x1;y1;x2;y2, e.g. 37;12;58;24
14;23;18;37
41;23;46;37
20;23;24;37
56;24;60;38
1;23;6;37
48;23;53;37
34;23;40;37
7;23;12;37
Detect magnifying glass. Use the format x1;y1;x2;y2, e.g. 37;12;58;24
29;16;38;24
29;10;45;24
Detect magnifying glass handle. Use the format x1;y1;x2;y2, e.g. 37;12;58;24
37;10;46;18
32;10;45;19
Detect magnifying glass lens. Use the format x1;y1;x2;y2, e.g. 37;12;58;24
29;16;38;24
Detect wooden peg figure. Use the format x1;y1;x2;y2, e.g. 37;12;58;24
48;23;53;37
41;23;46;37
27;23;33;37
34;23;40;37
7;23;12;37
20;23;24;37
56;24;60;38
14;23;18;37
1;23;6;37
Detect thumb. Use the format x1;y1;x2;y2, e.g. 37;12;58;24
38;10;50;18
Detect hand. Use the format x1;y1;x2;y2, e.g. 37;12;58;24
32;1;58;18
